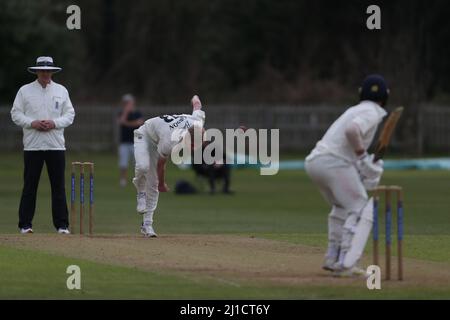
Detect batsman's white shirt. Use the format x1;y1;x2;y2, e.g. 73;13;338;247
307;100;387;163
10;80;75;150
140;110;206;158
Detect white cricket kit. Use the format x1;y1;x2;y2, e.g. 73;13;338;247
305;100;386;268
10;80;75;150
147;111;205;158
133;110;206;224
308;100;387;163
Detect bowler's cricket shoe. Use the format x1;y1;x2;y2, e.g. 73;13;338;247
57;228;70;234
332;265;369;278
322;257;339;272
136;192;147;213
141;223;157;238
20;228;33;234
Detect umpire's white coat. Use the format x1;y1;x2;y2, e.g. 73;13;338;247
10;80;75;150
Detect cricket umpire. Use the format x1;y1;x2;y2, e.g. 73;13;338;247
10;56;75;234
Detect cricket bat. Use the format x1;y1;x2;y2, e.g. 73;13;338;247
373;106;404;162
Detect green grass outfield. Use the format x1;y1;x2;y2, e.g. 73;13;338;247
0;152;450;299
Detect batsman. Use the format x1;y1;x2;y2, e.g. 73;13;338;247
305;75;397;277
132;95;205;237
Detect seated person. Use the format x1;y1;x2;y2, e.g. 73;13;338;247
192;141;233;194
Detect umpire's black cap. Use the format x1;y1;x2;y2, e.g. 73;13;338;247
359;74;389;106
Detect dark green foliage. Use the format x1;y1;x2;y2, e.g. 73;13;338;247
1;0;450;105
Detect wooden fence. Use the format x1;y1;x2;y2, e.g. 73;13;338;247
1;104;450;154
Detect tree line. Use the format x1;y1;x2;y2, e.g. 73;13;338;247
1;0;450;108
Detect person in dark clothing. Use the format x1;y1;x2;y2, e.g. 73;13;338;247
117;94;144;187
192;141;233;194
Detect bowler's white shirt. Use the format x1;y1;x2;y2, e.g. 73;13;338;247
308;101;387;162
11;80;75;151
142;110;205;158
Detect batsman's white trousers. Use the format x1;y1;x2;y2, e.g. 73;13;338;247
305;154;368;260
133;125;160;222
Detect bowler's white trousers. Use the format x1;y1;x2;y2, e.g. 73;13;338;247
133;124;160;224
305;154;368;262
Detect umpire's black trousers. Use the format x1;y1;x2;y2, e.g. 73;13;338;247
18;151;69;230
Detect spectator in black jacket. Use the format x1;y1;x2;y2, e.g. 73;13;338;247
192;140;233;194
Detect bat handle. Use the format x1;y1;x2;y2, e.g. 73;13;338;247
373;148;385;162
